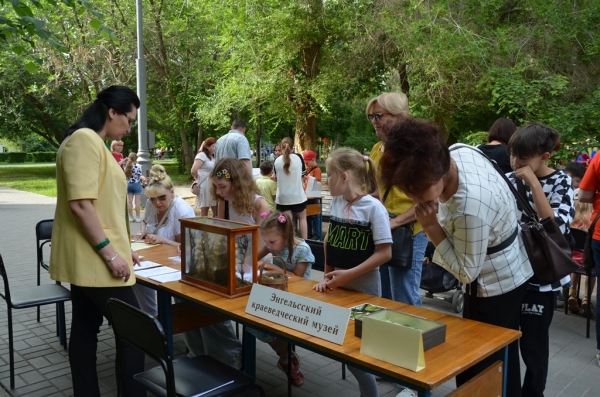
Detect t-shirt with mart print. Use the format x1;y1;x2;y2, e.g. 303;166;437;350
326;194;392;270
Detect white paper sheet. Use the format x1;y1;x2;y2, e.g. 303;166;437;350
149;271;182;283
135;266;179;278
168;256;181;262
134;261;163;271
131;242;159;251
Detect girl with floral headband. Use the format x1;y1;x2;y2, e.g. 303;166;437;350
183;157;271;371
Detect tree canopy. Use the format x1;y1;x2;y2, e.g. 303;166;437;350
2;0;600;167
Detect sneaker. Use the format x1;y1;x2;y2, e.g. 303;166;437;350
277;351;305;387
128;216;134;222
396;388;417;397
568;296;580;314
596;351;600;367
135;217;141;223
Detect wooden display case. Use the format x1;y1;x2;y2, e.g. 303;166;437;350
180;217;259;298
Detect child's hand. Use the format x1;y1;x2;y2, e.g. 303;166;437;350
514;165;537;188
260;261;282;273
313;279;331;292
323;269;352;290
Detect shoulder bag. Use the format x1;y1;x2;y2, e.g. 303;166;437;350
458;145;579;284
382;187;414;269
583;212;600;272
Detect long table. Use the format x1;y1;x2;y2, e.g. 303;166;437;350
136;244;520;397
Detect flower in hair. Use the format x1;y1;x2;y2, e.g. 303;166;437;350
277;214;287;224
216;169;231;179
363;156;369;162
260;211;270;219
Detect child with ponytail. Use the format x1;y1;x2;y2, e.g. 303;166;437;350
313;147;392;397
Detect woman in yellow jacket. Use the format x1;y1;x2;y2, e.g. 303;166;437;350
50;86;145;397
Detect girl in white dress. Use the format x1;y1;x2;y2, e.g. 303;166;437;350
190;137;217;216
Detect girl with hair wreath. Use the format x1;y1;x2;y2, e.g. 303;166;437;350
182;157;271;370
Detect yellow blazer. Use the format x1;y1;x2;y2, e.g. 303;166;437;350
50;128;135;287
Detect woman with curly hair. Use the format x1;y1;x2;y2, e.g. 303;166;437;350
378;118;533;396
183;157;270;369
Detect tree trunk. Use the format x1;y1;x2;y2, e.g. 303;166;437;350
254;114;263;167
294;113;316;152
196;124;204;153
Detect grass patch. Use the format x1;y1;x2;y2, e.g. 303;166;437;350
0;166;58;197
0;162;194;197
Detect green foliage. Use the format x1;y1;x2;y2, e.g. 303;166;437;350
0;152;27;163
29;151;56;162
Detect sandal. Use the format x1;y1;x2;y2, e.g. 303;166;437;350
277;351;305;387
581;298;593;317
568;295;580;314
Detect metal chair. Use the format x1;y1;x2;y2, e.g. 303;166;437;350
0;253;71;389
35;219;68;346
564;228;596;338
106;298;265;397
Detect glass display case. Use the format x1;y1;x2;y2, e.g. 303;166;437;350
180;217;260;298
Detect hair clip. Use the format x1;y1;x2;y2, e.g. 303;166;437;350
277;214;287;224
216;169;231;179
260;211;270;219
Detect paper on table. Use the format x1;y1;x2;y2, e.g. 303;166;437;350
168;256;181;262
131;242;159;251
134;261;162;271
135;266;179;278
149;271;182;283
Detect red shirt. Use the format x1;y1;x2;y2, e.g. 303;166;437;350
112;152;124;163
579;154;600;239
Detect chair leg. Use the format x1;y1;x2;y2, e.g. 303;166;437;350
8;307;15;389
342;363;346;380
287;343;292;397
57;301;67;349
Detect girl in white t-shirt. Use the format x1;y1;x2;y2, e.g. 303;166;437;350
313;148;392;397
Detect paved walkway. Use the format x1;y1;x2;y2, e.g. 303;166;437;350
0;186;598;396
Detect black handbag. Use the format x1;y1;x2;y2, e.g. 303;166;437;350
382;187;413;268
583;212;600;272
459;146;579;284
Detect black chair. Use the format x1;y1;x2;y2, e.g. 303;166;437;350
0;253;71;389
564;228;596;338
106;298;265;397
35;219;68;347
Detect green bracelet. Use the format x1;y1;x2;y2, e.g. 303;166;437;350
94;238;110;251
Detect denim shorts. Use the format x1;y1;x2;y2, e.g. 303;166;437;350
127;182;143;195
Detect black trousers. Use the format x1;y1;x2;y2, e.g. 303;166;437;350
456;281;528;396
69;285;146;397
520;289;555;397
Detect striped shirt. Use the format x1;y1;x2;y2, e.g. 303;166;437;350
433;144;534;298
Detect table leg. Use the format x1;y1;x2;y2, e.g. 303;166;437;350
502;345;508;397
157;290;173;356
242;327;256;378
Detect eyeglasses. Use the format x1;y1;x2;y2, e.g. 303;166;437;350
367;113;390;122
123;114;137;127
149;194;168;203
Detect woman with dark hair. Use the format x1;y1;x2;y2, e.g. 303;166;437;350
477;117;517;173
379;118;533;396
50;85;145;397
191;136;217;216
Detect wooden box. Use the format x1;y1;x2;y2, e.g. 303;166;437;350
362;309;446;351
180;217;259;298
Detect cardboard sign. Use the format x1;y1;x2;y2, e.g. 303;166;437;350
361;312;426;371
245;283;350;345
